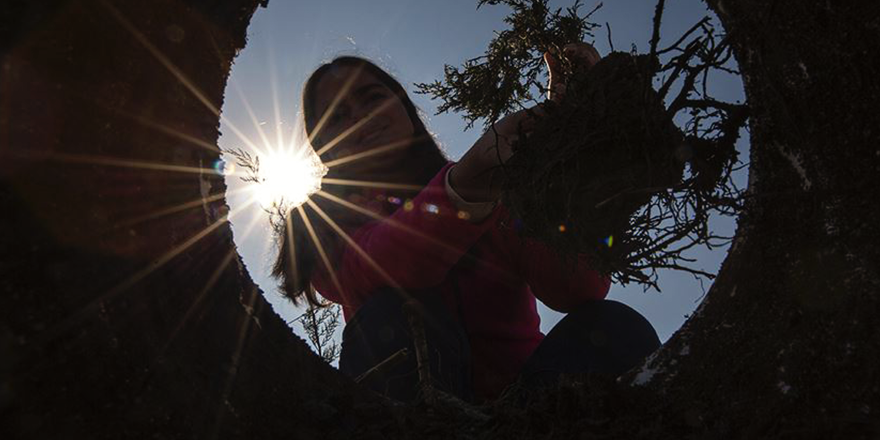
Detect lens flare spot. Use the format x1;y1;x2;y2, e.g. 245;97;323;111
424;203;440;214
457;210;471;220
602;235;614;248
387;196;402;205
214;159;235;176
403;199;414;211
558;224;566;233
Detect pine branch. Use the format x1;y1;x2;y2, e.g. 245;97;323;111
294;296;342;364
415;0;598;129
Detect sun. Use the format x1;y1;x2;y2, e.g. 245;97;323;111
253;146;328;210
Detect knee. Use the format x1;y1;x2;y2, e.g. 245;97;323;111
564;299;661;356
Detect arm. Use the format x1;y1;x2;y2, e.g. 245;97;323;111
463;42;607;311
449;42;601;202
312;163;500;308
513;232;611;313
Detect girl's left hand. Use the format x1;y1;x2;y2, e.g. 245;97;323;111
544;42;601;102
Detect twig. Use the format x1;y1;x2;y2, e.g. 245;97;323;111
594;184;683;209
649;0;666;62
605;21;614;52
657;39;702;100
403;300;435;404
355;348;409;384
656;17;710;56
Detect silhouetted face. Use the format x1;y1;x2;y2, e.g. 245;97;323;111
312;65;415;174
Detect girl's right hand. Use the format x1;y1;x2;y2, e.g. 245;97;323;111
450;43;600;203
449;107;543;203
544;42;601;102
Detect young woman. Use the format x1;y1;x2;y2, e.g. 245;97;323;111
273;48;660;403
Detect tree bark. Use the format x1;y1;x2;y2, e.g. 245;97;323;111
1;0;878;438
627;1;880;436
1;1;389;438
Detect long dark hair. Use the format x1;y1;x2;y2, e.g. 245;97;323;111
272;56;448;307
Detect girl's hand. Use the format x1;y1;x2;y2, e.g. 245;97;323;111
449;107;543;203
544;42;601;102
449;43;600;203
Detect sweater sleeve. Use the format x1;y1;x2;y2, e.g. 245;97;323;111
313;162;500;313
502;215;611;312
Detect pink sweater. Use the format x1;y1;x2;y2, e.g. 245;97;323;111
313;163;610;400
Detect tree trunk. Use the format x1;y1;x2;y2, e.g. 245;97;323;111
1;1;385;438
626;1;880;436
1;0;877;438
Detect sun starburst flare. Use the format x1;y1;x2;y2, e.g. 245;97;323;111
229;145;329;211
261;148;327;209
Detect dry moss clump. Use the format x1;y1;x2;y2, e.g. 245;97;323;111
502;52;683;277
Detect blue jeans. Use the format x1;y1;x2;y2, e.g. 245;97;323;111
338;288;659;403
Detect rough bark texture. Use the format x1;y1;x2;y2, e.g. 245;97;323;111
1;0;878;439
0;1;391;438
626;1;880;436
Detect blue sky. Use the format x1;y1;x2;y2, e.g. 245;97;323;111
219;0;747;352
